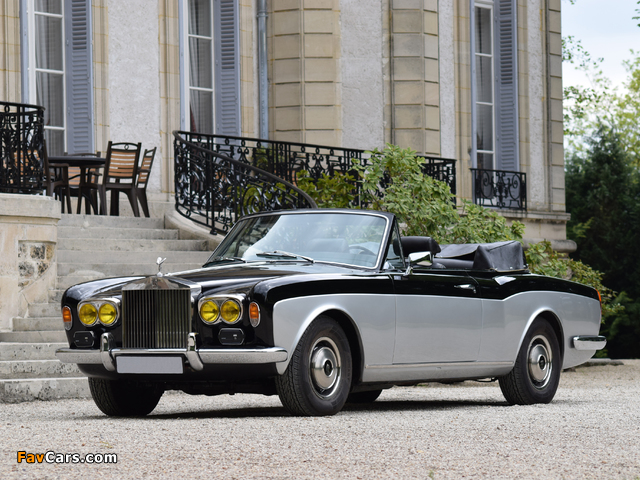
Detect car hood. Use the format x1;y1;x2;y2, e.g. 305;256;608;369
66;261;367;300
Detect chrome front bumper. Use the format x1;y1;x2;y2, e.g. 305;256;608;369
572;335;607;351
55;332;288;372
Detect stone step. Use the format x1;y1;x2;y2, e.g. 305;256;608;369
58;261;207;277
49;289;65;303
59;213;164;229
0;343;66;361
26;303;60;318
0;330;67;343
0;377;90;403
55;274;110;291
0;359;81;380
59;238;208;252
12;317;62;332
58;225;179;240
58;249;209;265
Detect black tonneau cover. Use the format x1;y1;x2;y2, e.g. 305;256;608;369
436;240;527;272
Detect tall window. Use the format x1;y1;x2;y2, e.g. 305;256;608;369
31;0;65;154
181;0;241;136
471;0;519;172
22;0;94;155
188;0;215;133
474;4;495;171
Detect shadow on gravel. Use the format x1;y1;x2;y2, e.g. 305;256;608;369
80;398;511;420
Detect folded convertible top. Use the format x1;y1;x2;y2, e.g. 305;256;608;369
436;240;527;272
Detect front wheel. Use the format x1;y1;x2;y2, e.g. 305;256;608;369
499;317;562;405
88;378;164;416
276;316;352;416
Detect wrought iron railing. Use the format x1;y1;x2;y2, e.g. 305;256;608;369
174;131;317;234
177;132;457;196
0;101;45;194
471;168;527;210
174;131;458;233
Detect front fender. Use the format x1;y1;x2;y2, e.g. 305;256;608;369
272;294;396;375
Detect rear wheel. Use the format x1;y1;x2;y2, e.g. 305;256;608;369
499;317;561;405
276;316;352;416
88;378;164;416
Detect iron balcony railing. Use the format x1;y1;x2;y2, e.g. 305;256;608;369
0;101;45;194
174;131;317;234
471;168;527;211
174;131;457;233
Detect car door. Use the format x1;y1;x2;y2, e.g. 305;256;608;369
392;268;483;364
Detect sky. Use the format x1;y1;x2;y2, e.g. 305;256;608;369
561;0;639;89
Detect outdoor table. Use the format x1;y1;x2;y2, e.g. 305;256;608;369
48;156;106;214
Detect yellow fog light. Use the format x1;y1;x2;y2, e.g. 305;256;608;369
78;303;98;326
220;299;241;324
98;303;118;326
200;300;220;324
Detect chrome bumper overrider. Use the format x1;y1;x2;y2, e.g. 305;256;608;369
572;335;607;351
55;332;288;372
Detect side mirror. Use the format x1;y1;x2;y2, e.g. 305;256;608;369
406;251;433;275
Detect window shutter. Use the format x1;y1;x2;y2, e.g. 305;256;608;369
494;0;519;172
214;0;241;136
65;0;94;153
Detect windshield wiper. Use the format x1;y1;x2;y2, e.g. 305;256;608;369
255;250;314;263
205;256;247;266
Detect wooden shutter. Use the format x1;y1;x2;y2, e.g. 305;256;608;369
493;0;519;172
214;0;241;136
65;0;94;153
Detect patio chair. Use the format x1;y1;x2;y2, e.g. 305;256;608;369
135;147;157;218
99;141;142;216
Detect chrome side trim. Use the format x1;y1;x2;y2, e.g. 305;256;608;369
55;332;288;367
366;361;513;370
572;335;607;351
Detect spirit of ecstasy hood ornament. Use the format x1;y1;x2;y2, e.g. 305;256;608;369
156;257;167;277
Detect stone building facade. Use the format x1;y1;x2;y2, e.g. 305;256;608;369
0;0;570;246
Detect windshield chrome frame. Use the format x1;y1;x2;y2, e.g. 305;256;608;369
206;210;392;271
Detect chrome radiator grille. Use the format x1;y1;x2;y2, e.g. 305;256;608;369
122;289;191;348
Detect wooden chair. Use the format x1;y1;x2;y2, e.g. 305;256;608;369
135;147;157;218
99;142;142;216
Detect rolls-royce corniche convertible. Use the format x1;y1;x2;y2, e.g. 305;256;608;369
56;209;606;416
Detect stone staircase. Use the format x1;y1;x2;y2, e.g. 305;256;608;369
0;214;212;403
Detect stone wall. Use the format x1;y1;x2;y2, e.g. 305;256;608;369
0;194;61;331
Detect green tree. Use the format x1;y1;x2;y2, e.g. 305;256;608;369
566;127;640;357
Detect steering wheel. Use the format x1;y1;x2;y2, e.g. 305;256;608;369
350;245;376;256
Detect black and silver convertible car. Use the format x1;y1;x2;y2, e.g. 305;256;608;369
56;209;606;416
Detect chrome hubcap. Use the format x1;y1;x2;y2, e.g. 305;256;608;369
528;335;553;389
309;337;341;398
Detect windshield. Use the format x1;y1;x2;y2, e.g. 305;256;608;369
206;212;388;268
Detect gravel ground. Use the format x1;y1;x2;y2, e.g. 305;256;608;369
2;360;639;480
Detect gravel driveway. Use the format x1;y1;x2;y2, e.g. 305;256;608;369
2;360;639;480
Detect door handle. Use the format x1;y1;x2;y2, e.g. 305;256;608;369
455;284;476;293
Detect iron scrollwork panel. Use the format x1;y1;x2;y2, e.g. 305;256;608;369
471;168;527;210
0;102;45;194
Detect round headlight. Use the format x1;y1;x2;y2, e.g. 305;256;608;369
200;300;220;324
78;303;98;326
220;299;241;324
98;303;118;325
